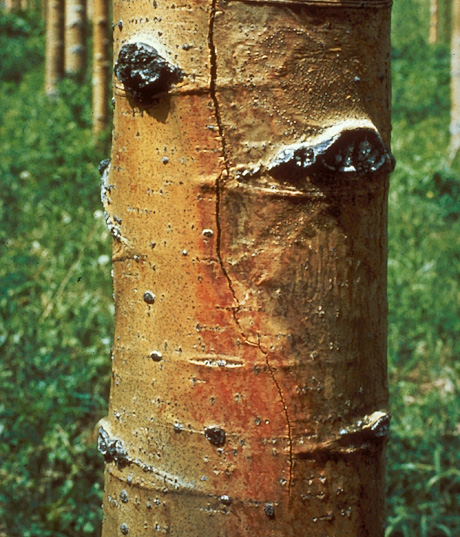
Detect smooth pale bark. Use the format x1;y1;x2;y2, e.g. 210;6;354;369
65;0;87;75
92;0;110;134
45;0;64;95
87;0;93;21
450;0;460;160
5;0;21;12
100;1;393;535
430;0;440;43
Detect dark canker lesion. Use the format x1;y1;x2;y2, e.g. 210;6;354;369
114;42;184;104
294;410;391;459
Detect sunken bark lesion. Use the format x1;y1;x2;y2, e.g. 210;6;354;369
294;411;391;460
114;42;184;104
268;128;395;181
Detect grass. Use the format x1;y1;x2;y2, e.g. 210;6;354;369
0;1;459;535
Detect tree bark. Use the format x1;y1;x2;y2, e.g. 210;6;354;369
99;1;393;535
87;0;93;22
92;0;110;135
45;0;65;96
65;0;87;76
450;0;460;160
4;0;21;12
430;0;440;43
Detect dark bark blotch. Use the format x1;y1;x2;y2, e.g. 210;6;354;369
115;42;184;104
204;426;226;446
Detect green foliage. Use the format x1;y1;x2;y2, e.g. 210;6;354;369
0;0;459;535
0;11;112;537
387;0;460;535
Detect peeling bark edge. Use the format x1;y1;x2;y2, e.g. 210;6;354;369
236;125;395;182
294;411;391;460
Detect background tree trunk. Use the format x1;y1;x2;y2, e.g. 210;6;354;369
92;0;110;135
100;1;393;535
65;0;87;76
450;0;460;160
5;0;21;12
430;0;440;43
45;0;65;95
87;0;93;22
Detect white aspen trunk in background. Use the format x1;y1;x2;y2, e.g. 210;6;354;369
45;0;64;95
5;0;21;12
92;0;110;134
430;0;440;43
65;0;87;76
450;0;460;160
99;1;394;535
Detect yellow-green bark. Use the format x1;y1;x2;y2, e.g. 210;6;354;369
430;0;440;43
5;0;21;12
65;0;87;76
451;0;460;160
45;0;64;95
92;0;110;134
100;1;394;535
87;0;93;21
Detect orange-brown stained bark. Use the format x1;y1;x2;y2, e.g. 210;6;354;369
100;1;393;536
92;0;110;134
45;0;64;95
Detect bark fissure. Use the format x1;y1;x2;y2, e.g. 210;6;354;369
257;338;294;502
208;0;255;344
209;0;294;502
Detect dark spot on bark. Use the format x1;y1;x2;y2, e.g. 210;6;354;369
143;291;155;304
204;426;226;446
115;42;184;103
98;158;111;176
120;489;128;503
264;503;275;518
97;427;129;468
120;523;129;535
268;128;395;182
150;351;162;362
220;495;232;505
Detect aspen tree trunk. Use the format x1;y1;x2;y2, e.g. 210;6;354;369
99;1;394;536
65;0;87;76
44;0;64;95
92;0;110;134
5;0;21;12
450;0;460;160
87;0;93;21
430;0;440;43
20;0;28;11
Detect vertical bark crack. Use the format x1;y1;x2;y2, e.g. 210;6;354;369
208;0;293;502
257;338;294;501
208;0;250;342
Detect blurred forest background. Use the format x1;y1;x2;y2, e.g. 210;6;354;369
0;0;459;535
